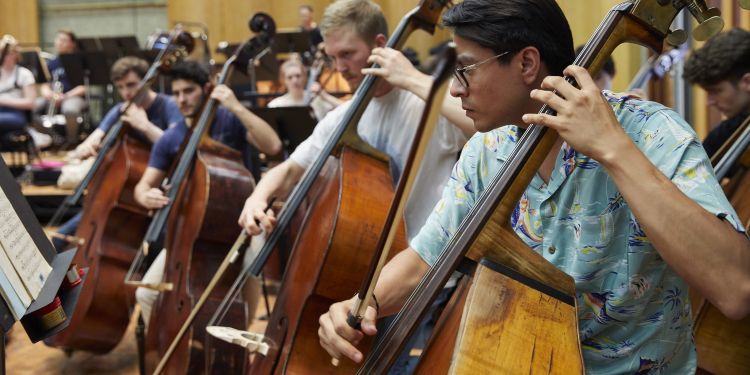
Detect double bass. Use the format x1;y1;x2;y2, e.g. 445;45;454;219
143;14;276;374
692;112;750;374
207;1;452;373
44;30;194;352
360;1;728;373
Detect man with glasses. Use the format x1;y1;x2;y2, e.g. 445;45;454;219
319;0;750;373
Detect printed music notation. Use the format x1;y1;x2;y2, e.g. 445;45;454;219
0;186;52;319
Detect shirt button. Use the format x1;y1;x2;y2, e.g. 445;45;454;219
548;246;556;254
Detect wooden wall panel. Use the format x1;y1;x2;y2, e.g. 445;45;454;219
558;0;642;93
166;0;449;63
0;0;39;46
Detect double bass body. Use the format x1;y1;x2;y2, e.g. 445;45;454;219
252;147;406;374
144;138;255;374
45;133;152;352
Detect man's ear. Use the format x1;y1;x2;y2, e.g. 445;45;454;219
204;82;213;94
374;33;387;48
739;72;750;92
517;46;543;85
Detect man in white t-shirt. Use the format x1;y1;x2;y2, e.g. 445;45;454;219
239;0;472;240
237;0;473;371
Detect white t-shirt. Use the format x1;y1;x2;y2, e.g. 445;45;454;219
268;93;335;121
290;87;468;240
0;65;34;101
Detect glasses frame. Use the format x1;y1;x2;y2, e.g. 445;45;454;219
453;51;510;89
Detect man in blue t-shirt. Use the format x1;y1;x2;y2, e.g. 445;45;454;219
53;56;183;251
35;30;87;146
133;60;281;327
72;56;183;159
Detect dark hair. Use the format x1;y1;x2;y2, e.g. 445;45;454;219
57;29;78;50
110;56;149;81
169;60;210;87
683;28;750;86
575;45;614;78
442;0;574;76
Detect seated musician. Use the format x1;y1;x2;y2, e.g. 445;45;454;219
238;0;473;371
35;30;88;148
683;27;750;159
267;57;342;120
53;56;183;251
318;0;750;373
0;34;37;147
133;60;281;327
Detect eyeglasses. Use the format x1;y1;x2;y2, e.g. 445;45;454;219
453;51;509;89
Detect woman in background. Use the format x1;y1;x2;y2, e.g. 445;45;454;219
267;57;341;121
0;34;37;148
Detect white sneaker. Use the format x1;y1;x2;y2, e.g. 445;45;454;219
27;127;52;149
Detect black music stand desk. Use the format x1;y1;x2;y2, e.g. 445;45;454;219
0;157;84;372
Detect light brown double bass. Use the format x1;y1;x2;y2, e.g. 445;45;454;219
143;14;277;375
44;31;193;353
360;1;729;373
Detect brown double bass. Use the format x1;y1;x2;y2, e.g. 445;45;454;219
142;14;276;375
360;1;729;373
692;111;750;374
205;1;451;373
44;32;193;353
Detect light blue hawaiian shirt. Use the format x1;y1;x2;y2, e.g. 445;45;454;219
411;91;745;374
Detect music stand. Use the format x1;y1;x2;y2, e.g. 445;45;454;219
271;31;312;54
99;35;140;55
59;52;113;87
0;157;84;372
253;106;317;154
116;36;140;52
19;49;51;84
76;37;100;52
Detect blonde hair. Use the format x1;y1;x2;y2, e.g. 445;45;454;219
0;34;19;64
319;0;388;43
279;56;307;81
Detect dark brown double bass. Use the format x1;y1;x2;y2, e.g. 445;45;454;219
44;32;193;352
143;14;276;375
360;1;728;373
205;1;451;374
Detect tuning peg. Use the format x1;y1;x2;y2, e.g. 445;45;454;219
685;1;724;41
693;15;724;41
666;29;688;46
740;0;750;10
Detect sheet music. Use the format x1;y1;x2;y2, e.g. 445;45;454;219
0;246;30;319
0;187;51;301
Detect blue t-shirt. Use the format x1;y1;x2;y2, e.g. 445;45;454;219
148;106;248;171
46;58;72;93
97;93;182;134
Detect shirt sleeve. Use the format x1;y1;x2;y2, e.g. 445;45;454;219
147;130;173;171
409;134;484;266
97;104;122;133
163;96;183;129
288;102;348;169
638;108;745;233
17;67;35;86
